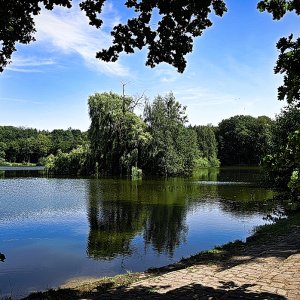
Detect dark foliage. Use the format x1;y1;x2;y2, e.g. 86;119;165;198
217;115;273;166
0;0;227;72
0;126;87;164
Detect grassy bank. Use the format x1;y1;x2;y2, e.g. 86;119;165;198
21;212;300;300
148;211;300;273
0;162;36;167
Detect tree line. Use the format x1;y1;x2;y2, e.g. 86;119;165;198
1;91;299;193
0;93;219;175
0;127;87;164
0;92;278;171
43;92;220;176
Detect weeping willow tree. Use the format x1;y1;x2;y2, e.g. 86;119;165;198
88;92;150;175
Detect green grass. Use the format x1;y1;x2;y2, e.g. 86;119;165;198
249;212;300;243
24;272;147;299
173;212;300;267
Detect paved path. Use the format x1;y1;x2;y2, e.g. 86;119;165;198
96;227;300;300
25;227;300;299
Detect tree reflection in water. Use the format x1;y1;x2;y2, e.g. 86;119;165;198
86;168;278;260
87;178;191;259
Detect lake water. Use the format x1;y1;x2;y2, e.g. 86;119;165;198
0;168;280;299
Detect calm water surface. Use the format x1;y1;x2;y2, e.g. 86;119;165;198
0;168;280;298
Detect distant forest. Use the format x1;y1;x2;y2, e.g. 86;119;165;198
0;92;281;176
1;92;300;195
0;126;87;164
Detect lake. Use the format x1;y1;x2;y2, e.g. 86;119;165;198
0;168;280;299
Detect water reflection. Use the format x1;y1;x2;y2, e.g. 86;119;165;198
0;168;282;298
86;168;277;260
87;180;146;259
87;179;189;259
0;168;45;178
192;167;219;181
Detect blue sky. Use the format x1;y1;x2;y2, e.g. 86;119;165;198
0;0;299;131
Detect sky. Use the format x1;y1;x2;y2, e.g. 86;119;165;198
0;0;299;131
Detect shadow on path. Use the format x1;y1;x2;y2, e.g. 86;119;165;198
23;280;286;300
23;227;300;300
147;227;300;276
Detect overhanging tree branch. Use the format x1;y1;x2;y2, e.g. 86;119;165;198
0;0;227;73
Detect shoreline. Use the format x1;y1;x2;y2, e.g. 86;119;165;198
23;212;300;300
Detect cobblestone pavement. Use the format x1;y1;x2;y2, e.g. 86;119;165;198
96;227;300;300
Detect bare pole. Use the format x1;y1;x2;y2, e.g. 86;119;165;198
121;81;127;98
121;81;130;114
121;81;146;112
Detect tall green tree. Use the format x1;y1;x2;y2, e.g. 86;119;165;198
264;130;300;192
19;137;35;163
271;105;300;151
88;92;150;175
0;142;6;163
143;93;199;176
263;105;300;190
33;133;52;161
217;115;273;166
193;125;219;166
6;140;20;163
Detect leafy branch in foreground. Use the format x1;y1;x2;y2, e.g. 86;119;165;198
258;0;300;105
257;0;300;20
275;35;300;105
0;0;227;73
0;0;72;72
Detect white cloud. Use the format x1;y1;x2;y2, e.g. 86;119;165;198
0;97;43;105
175;87;238;106
154;65;181;83
33;4;129;76
7;57;55;72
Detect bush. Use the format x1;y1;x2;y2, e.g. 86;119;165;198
42;146;90;175
264;130;300;194
131;166;142;179
194;157;220;169
288;170;300;193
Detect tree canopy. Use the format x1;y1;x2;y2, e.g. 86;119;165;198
263;105;300;190
0;126;86;164
217;115;273;166
2;1;299;105
258;0;300;105
257;0;300;20
0;0;72;72
1;0;300;95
